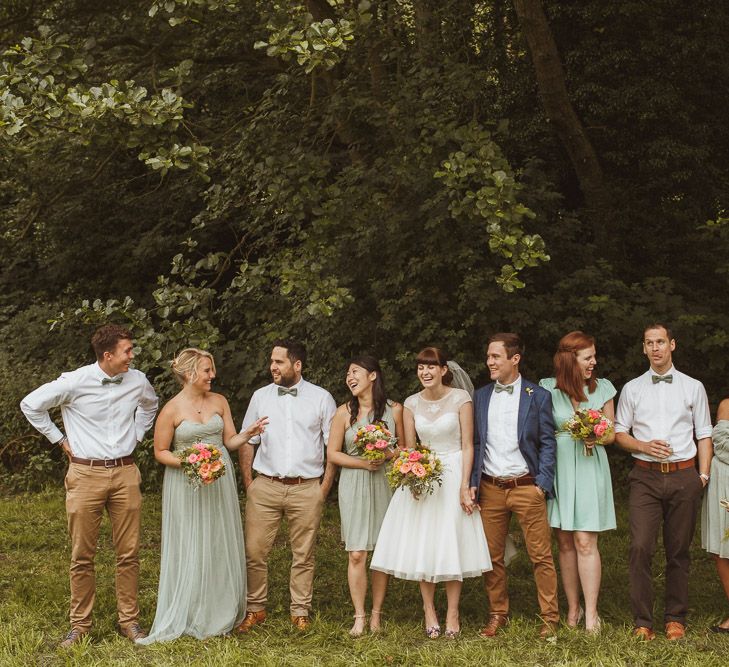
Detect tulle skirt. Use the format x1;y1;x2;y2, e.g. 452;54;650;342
137;448;246;643
370;450;492;582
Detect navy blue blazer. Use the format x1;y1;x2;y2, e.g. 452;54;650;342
470;378;557;498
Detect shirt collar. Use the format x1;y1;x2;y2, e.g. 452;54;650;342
495;374;521;393
649;365;676;378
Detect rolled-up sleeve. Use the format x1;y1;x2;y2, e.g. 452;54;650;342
614;385;633;434
320;392;337;444
241;392;261;446
20;375;72;443
135;377;159;442
693;382;713;440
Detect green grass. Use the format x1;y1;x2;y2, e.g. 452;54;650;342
1;489;728;666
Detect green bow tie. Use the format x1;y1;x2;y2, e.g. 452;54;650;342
494;383;514;394
101;376;123;385
278;386;298;397
652;374;673;384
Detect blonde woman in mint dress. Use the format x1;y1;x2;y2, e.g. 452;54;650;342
539;331;616;634
327;355;403;636
138;349;267;644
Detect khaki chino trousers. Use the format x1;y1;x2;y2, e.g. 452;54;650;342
244;476;324;617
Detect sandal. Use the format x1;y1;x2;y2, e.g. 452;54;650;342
349;614;367;638
444;628;460;639
370;609;383;633
425;625;441;639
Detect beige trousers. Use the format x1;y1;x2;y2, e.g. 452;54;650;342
244;476;324;616
479;480;559;623
64;462;142;631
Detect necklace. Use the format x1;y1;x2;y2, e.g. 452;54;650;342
195;393;205;414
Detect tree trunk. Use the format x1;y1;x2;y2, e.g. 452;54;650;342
512;0;606;211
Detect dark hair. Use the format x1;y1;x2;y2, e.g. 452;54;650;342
271;339;307;366
643;323;673;340
91;324;133;361
487;333;523;359
553;331;597;403
415;347;453;385
347;355;389;427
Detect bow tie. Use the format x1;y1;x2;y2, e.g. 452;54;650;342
101;376;123;385
494;383;514;394
278;386;298;397
652;374;673;384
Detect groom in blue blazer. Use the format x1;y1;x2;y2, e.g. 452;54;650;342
469;332;559;639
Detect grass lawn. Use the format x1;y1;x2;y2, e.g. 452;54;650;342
1;487;728;666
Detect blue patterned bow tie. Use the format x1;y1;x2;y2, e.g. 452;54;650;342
278;386;298;397
101;376;123;385
652;374;673;384
494;383;514;394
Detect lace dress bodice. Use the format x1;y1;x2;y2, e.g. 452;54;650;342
404;388;472;455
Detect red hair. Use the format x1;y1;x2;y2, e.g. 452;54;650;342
553;331;597;403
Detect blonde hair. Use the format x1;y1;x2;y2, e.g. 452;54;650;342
171;348;216;385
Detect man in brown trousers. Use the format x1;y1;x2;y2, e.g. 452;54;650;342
615;323;712;640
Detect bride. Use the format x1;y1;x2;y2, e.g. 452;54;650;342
370;347;491;638
138;348;267;643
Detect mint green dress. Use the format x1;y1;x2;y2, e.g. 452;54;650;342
539;378;617;532
701;421;729;557
138;414;246;643
337;404;394;551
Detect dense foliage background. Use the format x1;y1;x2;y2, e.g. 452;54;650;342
2;0;728;490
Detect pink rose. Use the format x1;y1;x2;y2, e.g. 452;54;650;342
187;453;199;464
375;439;388;450
365;424;377;432
412;463;426;478
199;463;212;476
194;443;205;450
400;462;412;474
587;409;601;420
408;451;423;462
366;443;375;450
202;449;212;459
594;423;607;437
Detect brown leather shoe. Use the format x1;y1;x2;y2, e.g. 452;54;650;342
235;610;267;634
539;622;558;639
665;621;686;640
119;622;147;641
58;628;87;649
478;614;509;638
291;615;311;631
632;626;656;641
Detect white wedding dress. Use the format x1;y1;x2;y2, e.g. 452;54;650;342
370;388;492;582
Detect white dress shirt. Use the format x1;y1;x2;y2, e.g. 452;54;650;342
20;362;159;459
483;375;530;478
615;366;712;462
241;378;337;478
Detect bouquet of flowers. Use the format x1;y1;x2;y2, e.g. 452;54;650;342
563;409;614;457
352;421;398;462
387;446;443;499
176;442;226;488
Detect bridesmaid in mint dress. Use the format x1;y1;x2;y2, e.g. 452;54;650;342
327;355;403;637
138;348;267;644
539;331;616;634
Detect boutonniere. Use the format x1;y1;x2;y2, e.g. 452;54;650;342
525;387;534;396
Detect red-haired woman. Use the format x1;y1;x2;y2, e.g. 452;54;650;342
539;332;616;633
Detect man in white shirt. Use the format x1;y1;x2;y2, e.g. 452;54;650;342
470;333;559;639
615;323;712;641
20;324;158;648
236;340;336;633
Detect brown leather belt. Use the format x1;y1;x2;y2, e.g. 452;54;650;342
71;456;135;468
633;457;695;473
257;473;316;485
482;473;536;489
